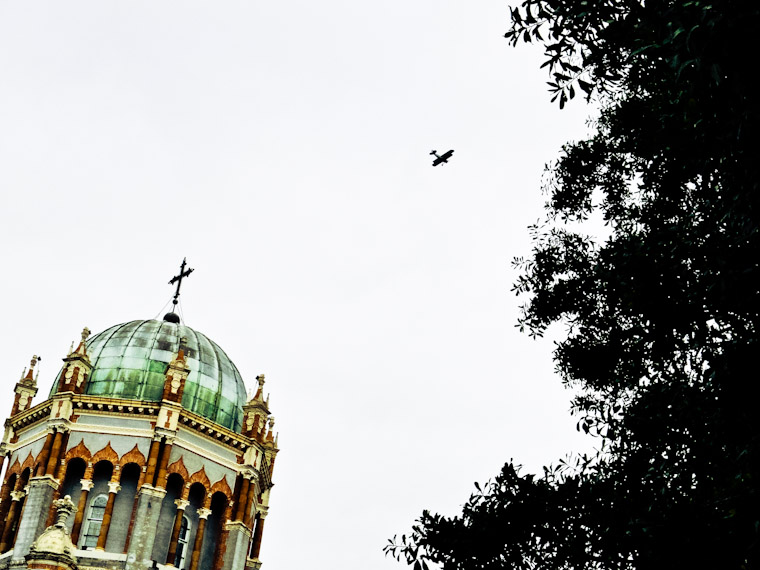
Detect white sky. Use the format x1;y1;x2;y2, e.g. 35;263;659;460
0;2;597;569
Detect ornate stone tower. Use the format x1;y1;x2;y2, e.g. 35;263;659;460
0;315;279;570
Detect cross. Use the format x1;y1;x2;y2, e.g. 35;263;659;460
168;258;194;308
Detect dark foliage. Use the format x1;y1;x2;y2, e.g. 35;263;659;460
386;1;760;568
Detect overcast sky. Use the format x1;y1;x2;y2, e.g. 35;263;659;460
0;2;597;569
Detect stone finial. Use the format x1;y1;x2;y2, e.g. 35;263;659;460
22;355;40;382
256;374;265;389
81;327;91;343
53;495;77;528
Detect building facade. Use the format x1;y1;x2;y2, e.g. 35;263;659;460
0;316;278;570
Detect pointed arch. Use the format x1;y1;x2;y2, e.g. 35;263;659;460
20;451;36;472
187;466;211;491
6;457;21;478
91;442;119;466
65;439;93;463
119;444;146;469
209;475;233;500
166;456;190;481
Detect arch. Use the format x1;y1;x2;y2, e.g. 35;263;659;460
20;451;35;473
80;493;108;549
65;439;93;463
175;515;192;569
5;457;21;478
187;467;210;491
105;462;141;553
200;492;229;570
59;458;88;534
166;456;190;481
152;473;185;563
91;442;119;466
119;444;146;469
209;476;232;501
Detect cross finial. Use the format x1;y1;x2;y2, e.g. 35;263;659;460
168;258;194;309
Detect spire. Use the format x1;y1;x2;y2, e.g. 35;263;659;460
162;345;191;402
56;326;93;394
265;416;275;443
23;355;40;383
11;354;40;416
71;327;91;357
241;374;270;438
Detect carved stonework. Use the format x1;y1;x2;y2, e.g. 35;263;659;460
166;456;190;480
210;476;233;500
187;466;211;490
91;442;119;465
65;439;93;463
120;443;147;468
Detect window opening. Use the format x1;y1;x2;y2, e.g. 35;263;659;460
175;515;191;569
81;494;108;549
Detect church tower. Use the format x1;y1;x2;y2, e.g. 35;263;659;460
0;267;279;570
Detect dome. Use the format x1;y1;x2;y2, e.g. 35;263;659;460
53;319;247;431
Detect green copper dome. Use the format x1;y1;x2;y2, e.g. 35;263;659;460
57;320;247;431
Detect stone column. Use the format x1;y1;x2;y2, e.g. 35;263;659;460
0;489;25;552
33;432;55;477
165;499;189;566
234;478;250;521
44;430;64;476
95;480;121;550
11;475;59;559
243;484;256;528
155;440;173;489
0;473;16;542
124;486;167;570
189;508;211;570
143;439;160;487
250;513;266;560
71;479;94;545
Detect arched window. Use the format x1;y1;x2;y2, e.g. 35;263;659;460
81;494;108;549
175;515;191;569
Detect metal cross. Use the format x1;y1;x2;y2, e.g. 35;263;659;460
168;258;194;308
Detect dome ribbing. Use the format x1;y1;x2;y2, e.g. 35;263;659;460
52;320;247;431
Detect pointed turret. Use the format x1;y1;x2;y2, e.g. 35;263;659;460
242;375;270;440
10;355;40;416
56;327;92;394
161;338;191;402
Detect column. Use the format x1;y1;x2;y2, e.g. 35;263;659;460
211;502;233;570
243;484;256;528
234;478;250;521
189;508;211;570
250;513;266;560
221;489;253;570
34;432;55;477
44;430;64;476
96;480;121;550
143;439;160;487
53;431;71;480
0;489;25;552
155;440;173;489
165;499;189;566
0;473;15;542
71;479;94;545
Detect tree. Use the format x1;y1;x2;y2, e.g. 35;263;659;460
386;1;760;568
